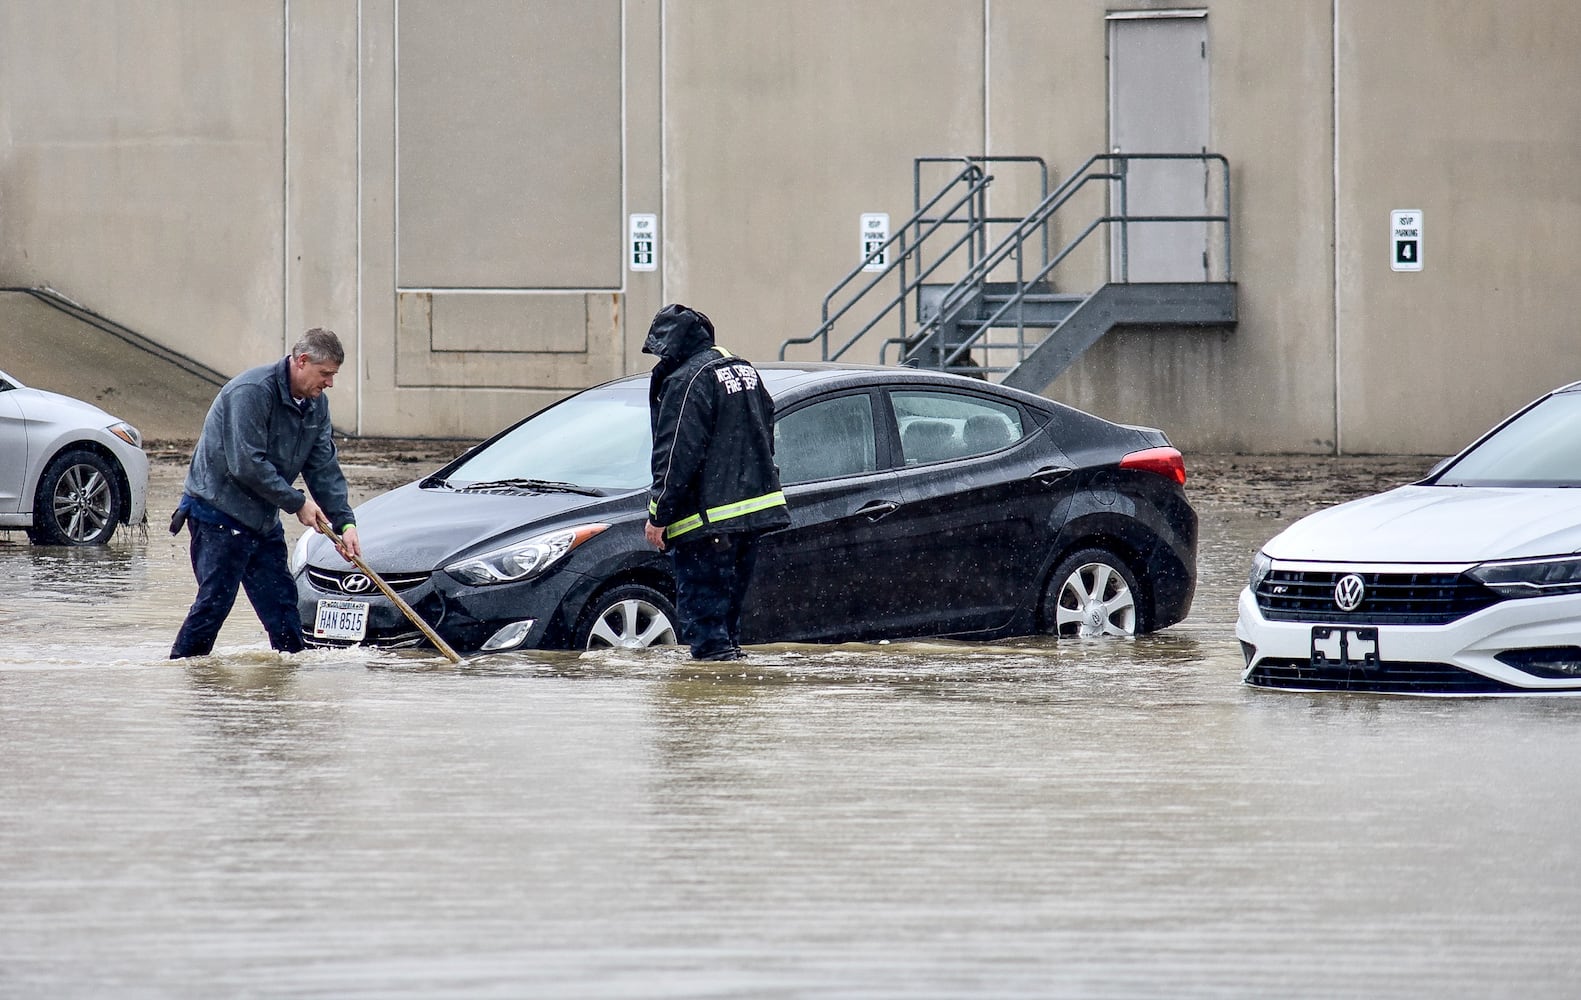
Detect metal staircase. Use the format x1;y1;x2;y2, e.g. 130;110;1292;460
779;154;1237;393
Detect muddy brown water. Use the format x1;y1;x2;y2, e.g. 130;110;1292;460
4;445;1578;998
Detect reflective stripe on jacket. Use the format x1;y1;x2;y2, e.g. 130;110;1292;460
650;489;788;541
648;346;790;541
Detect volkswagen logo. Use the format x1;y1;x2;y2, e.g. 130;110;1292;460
340;573;374;595
1333;574;1366;612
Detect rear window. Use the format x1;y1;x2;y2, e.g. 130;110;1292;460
893;390;1025;465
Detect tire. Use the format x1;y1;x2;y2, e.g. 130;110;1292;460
575;584;679;650
29;449;124;546
1041;547;1144;638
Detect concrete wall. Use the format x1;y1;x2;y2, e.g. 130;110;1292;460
348;0;657;439
2;0;1579;452
0;1;289;388
0;0;662;441
1335;0;1581;454
662;0;986;354
986;0;1338;453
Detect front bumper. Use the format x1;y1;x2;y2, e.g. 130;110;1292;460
1236;585;1581;694
107;438;149;526
295;564;588;654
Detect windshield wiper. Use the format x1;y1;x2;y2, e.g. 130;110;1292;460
457;478;602;496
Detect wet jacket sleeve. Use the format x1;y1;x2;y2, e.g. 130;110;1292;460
301;421;355;530
222;383;309;515
649;366;717;527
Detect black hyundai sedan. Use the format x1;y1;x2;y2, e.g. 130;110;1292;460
294;364;1197;654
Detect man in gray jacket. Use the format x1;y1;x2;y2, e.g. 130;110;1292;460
170;328;362;658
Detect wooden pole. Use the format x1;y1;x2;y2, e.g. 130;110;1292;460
317;520;464;665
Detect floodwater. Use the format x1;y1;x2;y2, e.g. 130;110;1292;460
3;448;1578;998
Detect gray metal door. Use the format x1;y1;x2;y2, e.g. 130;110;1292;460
1108;12;1210;282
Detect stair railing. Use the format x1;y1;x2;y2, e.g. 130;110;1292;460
908;155;1051;314
884;152;1231;372
779;156;1052;364
778;161;990;362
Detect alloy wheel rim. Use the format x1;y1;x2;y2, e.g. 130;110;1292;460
52;464;113;543
1055;562;1137;637
586;598;677;648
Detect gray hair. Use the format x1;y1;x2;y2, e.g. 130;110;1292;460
291;327;345;365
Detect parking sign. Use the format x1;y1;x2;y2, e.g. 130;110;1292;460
1391;210;1422;272
860;213;890;272
630;213;657;272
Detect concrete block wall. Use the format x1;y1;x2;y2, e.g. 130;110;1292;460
2;0;1578;453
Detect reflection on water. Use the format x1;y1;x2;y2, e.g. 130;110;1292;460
2;458;1579;997
2;541;152;645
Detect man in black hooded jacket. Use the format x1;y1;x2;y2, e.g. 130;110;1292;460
642;303;790;660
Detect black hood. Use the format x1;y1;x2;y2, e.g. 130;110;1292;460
642;303;715;361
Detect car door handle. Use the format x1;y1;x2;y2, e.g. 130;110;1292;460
1031;465;1074;486
856;500;900;521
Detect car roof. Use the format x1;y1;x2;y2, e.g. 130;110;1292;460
599;362;1057;408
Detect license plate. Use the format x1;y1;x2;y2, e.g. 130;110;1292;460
1311;626;1379;669
314;599;370;641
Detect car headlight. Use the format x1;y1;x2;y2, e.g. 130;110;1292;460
1467;554;1581;596
1248;550;1273;591
445;523;610;586
290;531;313;576
108;421;142;449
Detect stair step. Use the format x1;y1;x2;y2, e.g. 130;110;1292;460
959;315;1069;329
982;291;1083;300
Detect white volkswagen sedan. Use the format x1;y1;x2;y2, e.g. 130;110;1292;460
1238;380;1581;695
0;367;149;545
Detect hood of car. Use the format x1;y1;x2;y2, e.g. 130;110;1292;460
304;480;636;573
1264;485;1581;563
10;385;122;424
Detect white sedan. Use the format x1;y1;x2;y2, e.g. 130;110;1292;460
1238;380;1581;694
0;367;148;545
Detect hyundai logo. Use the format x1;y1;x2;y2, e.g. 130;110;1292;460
340;573;374;595
1333;574;1366;612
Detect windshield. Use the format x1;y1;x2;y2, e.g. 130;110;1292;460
446;384;652;491
1435;390;1581;487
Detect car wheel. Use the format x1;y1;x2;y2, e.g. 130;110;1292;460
1041;547;1143;638
29;449;123;546
576;584;679;650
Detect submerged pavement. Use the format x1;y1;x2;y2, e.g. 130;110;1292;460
13;447;1571;999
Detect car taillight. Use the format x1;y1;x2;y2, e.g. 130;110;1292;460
1119;446;1186;485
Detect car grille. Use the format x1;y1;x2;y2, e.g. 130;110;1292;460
1254;569;1501;625
1246;659;1517;695
306;566;432;595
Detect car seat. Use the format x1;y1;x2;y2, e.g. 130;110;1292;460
962;413;1014;454
901;419;960;464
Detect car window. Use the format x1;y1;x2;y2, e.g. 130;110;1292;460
774;393;877;485
1436;390;1581;487
448;385;652;490
892;390;1024;465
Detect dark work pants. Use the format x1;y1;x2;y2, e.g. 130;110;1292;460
171;518;305;658
669;533;759;659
